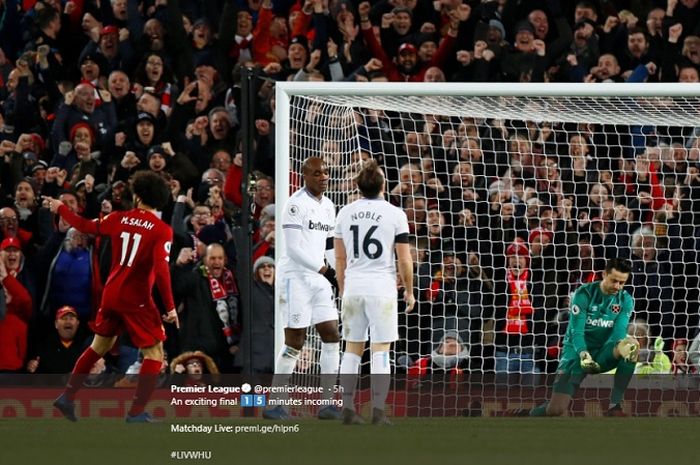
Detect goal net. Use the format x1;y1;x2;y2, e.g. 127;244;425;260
275;83;700;417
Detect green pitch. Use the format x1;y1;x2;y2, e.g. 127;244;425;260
0;417;697;465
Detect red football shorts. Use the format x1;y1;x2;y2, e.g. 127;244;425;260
89;305;166;348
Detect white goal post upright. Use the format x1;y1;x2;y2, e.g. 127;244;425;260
274;82;700;415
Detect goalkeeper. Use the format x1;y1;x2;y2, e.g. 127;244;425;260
528;258;638;417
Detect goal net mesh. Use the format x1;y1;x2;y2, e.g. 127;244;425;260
282;90;700;417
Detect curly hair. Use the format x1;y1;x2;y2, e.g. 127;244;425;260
131;171;170;210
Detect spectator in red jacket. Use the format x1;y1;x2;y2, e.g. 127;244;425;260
0;238;32;372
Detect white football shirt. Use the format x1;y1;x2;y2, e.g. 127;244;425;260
335;197;409;298
278;188;336;277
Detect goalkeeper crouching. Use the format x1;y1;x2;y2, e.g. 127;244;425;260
525;258;639;417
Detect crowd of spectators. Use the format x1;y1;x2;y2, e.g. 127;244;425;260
0;0;699;379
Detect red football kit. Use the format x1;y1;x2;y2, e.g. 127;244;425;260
58;204;175;348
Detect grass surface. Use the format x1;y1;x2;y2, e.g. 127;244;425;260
1;417;698;465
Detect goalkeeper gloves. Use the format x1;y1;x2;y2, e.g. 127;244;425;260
617;336;640;363
579;351;601;374
321;265;338;289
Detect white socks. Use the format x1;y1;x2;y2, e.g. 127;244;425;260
271;345;300;401
339;352;362;411
320;342;340;401
371;351;391;411
274;345;300;374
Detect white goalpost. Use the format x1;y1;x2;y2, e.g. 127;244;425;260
274;82;700;417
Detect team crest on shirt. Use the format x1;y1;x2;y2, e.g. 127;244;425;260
611;304;620;314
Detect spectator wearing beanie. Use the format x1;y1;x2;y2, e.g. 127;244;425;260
379;6;415;62
50;121;97;175
252;215;274;262
235;256;275;373
112;112;158;182
13;179;41;249
150;144;197;189
76;53;109;102
146;144;169;174
285;35;310;81
500;20;548;82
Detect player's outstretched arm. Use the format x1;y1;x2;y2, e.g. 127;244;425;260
42;196;101;235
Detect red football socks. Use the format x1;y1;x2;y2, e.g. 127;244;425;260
127;358;162;417
65;347;102;401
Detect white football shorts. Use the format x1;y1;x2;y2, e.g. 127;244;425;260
341;295;398;343
279;274;337;329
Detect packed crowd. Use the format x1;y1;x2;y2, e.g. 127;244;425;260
0;0;699;379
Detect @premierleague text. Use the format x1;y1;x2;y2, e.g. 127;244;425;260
170;384;343;408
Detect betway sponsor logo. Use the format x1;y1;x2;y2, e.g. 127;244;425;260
587;317;614;328
308;220;332;232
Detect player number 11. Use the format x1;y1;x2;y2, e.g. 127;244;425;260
119;232;142;267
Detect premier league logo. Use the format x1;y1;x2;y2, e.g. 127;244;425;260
611;304;620;314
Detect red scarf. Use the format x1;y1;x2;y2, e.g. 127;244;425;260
505;269;533;335
153;81;172;112
207;268;237;301
206;267;238;345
